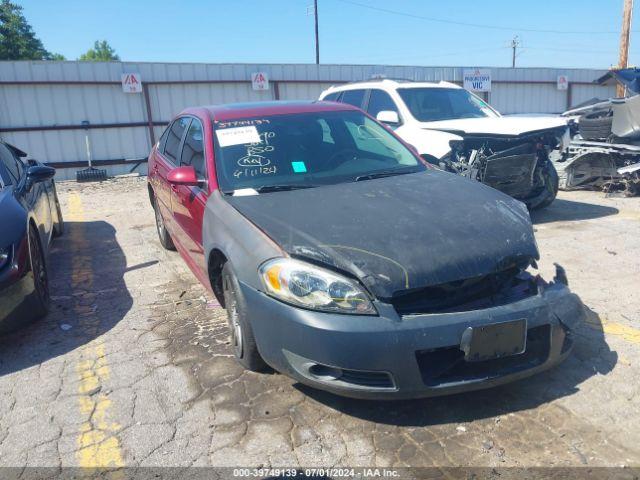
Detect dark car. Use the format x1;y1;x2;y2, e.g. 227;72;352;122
148;101;585;399
0;142;63;331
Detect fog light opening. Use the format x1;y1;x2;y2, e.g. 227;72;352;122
307;363;343;381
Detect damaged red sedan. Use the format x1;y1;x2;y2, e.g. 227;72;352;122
148;101;585;399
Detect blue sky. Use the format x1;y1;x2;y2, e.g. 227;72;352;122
19;0;638;68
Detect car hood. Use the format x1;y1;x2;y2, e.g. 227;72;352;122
420;116;568;136
225;171;539;300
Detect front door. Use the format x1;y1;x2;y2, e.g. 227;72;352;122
154;117;191;238
170;117;209;285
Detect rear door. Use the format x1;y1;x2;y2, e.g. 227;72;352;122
153;117;191;237
170;117;209;282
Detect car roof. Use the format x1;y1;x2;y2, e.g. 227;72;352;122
323;79;461;93
180;101;360;122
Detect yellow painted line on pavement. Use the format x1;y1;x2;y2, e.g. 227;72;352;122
586;314;640;345
68;191;125;468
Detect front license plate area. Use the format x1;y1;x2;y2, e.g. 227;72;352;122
461;319;527;362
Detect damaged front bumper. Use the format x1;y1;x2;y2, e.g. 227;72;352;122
242;277;585;400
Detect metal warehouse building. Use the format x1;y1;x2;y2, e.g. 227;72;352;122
0;61;616;180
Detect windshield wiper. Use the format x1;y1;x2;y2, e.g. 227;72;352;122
254;184;319;193
354;168;420;182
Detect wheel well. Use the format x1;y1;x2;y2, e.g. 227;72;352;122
208;249;228;307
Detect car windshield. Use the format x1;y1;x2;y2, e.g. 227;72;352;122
397;87;499;122
213;110;424;193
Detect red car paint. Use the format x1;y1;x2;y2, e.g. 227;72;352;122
147;101;426;291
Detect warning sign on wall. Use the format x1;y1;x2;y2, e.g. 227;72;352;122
557;75;569;90
121;73;142;93
251;72;269;91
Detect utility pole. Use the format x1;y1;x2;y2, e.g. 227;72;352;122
511;36;520;68
314;0;320;64
617;0;634;97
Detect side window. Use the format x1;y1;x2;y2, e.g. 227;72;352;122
157;125;171;152
323;92;340;102
367;89;399;119
0;144;22;183
341;89;365;108
180;119;206;179
164;117;191;162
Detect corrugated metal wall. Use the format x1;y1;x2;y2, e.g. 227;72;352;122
0;61;616;180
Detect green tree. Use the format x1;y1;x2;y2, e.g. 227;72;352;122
78;40;119;61
0;0;57;60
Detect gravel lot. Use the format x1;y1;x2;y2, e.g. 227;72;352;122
0;176;639;473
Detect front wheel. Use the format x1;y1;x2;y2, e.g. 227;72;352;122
531;164;559;210
28;226;50;318
222;263;268;372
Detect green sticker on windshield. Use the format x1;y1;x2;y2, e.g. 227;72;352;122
291;161;307;173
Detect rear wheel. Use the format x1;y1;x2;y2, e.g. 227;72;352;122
222;263;268;372
28;226;50;318
153;197;175;251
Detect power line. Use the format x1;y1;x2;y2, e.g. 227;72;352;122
335;0;633;35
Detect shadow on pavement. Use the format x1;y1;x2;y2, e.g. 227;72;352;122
530;198;618;224
0;221;137;376
297;307;616;427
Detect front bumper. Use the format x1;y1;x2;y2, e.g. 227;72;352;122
241;281;585;399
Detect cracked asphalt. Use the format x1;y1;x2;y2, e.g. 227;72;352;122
0;176;639;471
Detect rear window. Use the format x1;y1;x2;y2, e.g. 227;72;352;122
323;92;341;102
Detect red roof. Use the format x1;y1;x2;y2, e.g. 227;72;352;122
181;101;358;122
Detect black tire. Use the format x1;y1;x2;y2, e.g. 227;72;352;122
531;164;559;210
579;109;613;140
222;263;268;372
27;225;50;318
153;197;175;251
52;183;64;237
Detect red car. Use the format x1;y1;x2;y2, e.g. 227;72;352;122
147;101;583;399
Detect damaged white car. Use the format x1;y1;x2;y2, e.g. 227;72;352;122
320;79;569;209
557;68;640;196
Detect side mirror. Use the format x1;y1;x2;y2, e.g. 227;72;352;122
22;165;55;192
167;166;200;186
27;165;56;183
376;110;400;125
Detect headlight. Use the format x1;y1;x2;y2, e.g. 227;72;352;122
259;258;376;315
0;247;10;269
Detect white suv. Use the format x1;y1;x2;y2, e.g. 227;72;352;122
319;79;568;209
